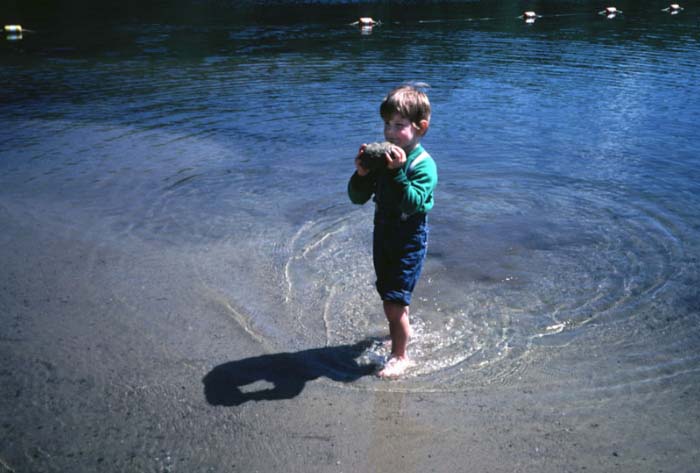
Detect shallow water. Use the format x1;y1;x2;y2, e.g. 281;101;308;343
2;0;699;402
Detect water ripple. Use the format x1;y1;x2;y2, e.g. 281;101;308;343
276;169;694;393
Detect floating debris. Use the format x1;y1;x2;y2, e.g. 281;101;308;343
4;24;36;41
358;17;379;27
350;17;381;35
662;4;684;14
520;11;540;24
598;6;622;19
4;24;23;41
351;17;381;27
599;6;623;17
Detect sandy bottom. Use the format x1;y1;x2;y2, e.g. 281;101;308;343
1;209;698;473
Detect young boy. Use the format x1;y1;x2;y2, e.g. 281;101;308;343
347;85;438;378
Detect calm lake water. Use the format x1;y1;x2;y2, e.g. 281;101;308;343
2;0;699;397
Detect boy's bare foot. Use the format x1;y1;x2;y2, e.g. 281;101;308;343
377;356;412;379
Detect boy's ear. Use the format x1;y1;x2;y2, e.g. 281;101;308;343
418;119;430;135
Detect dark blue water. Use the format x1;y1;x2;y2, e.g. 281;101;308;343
2;1;699;394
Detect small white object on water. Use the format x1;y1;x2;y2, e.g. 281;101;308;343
662;4;683;13
352;17;381;35
521;11;538;24
599;6;622;17
4;25;23;41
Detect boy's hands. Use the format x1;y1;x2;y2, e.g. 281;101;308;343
385;144;406;171
355;144;370;176
354;143;405;175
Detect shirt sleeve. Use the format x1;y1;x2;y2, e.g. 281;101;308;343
347;172;375;205
391;157;438;215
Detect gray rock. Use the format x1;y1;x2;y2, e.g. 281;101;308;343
359;141;393;172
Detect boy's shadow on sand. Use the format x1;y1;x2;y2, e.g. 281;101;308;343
202;340;377;406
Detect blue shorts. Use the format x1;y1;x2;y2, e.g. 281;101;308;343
373;213;428;306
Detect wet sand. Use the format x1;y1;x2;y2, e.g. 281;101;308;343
1;207;698;473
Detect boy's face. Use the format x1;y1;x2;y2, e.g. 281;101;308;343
384;113;428;153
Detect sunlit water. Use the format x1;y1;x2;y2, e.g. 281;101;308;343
2;1;699;395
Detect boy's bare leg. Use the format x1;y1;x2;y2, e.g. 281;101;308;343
377;301;411;378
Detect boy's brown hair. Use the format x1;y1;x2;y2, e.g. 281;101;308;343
379;84;431;128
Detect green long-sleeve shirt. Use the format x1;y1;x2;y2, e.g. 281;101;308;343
348;144;437;217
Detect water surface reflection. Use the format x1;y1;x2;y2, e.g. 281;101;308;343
1;1;699;398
